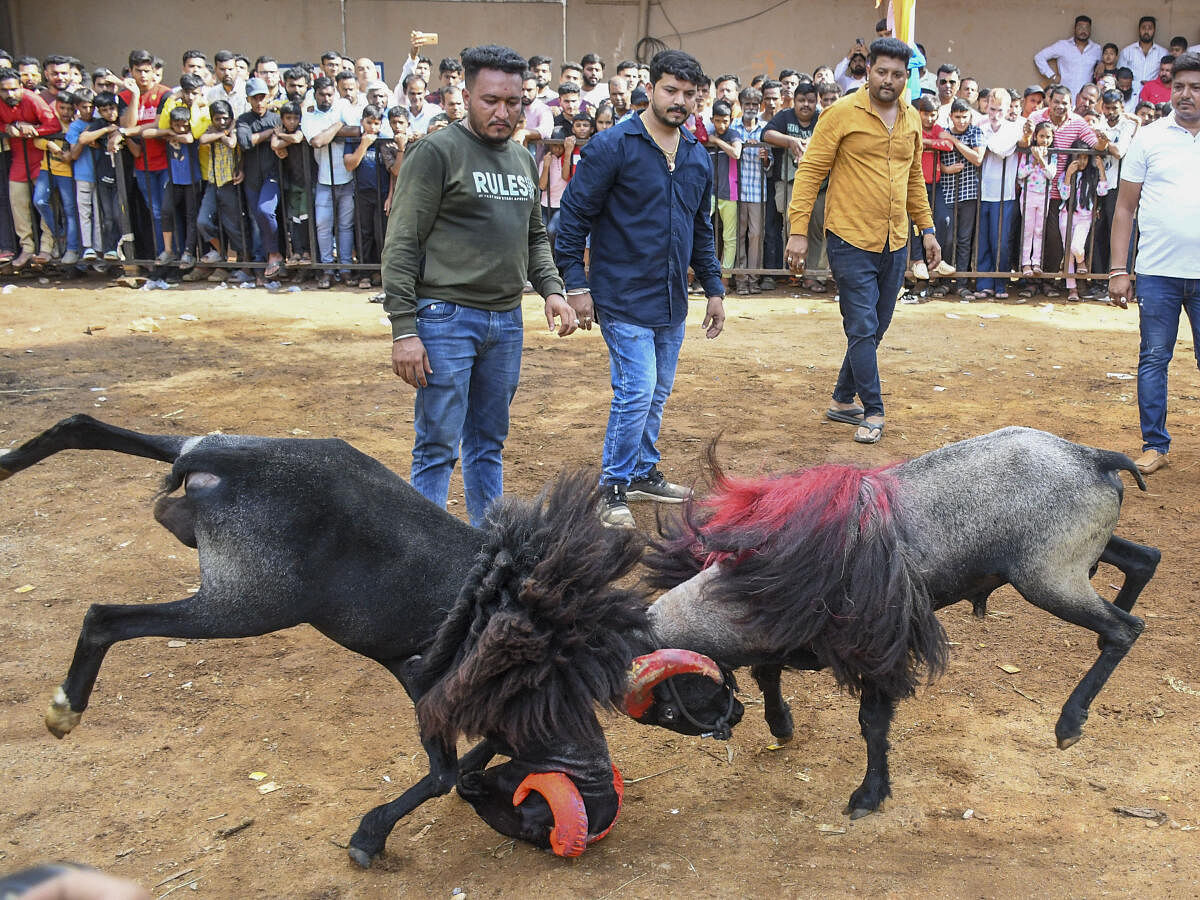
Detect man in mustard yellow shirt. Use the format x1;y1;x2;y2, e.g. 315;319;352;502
786;37;941;445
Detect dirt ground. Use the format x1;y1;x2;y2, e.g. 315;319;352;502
2;281;1199;899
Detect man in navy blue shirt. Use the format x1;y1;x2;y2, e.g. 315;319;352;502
556;49;725;529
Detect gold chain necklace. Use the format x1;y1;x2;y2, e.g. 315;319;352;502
642;113;680;171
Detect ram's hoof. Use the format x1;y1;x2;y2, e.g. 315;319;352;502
848;806;877;820
1057;733;1082;750
45;688;81;739
347;846;374;869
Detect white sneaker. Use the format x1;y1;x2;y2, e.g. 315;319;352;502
912;261;930;280
935;260;956;276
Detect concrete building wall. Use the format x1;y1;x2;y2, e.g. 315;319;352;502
10;0;1198;93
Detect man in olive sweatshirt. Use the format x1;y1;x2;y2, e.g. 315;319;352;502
383;44;577;527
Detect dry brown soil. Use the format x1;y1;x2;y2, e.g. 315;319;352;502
2;283;1199;898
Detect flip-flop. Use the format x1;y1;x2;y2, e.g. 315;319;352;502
854;421;884;444
826;406;865;425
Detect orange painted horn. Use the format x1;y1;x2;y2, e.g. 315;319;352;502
624;648;723;719
513;772;589;858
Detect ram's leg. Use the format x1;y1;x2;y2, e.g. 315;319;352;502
48;594;285;738
348;736;457;868
751;665;793;743
1099;535;1160;614
0;413;188;480
1013;569;1145;749
845;684;894;819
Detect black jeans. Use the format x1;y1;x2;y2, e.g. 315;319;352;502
355;187;383;265
95;175;121;254
950;198;977;289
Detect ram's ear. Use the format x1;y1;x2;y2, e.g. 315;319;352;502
624;648;722;719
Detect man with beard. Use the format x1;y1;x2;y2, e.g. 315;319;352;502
786;38;940;445
300;75;358;288
1139;56;1176;104
528;54;555;103
764;80;825;290
555;49;726;528
206;50;247;117
283;66;311;109
1035;15;1102;100
835;42;869;93
1119;16;1168;94
383;44;575;526
1108;53;1200;476
0;66;58;267
15;56;41;91
580;53;608;107
38;54;71;106
516;71;554;162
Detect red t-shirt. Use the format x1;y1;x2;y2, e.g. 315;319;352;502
1138;79;1171;104
118;84;171;172
921;124;955;184
0;90;59;181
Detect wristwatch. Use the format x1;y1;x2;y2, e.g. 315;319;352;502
920;227;935;236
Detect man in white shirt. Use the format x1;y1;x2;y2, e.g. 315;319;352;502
399;74;441;136
1092;89;1138;277
300;76;358;287
1118;16;1169;93
206;50;248;118
579;53;609;107
976;89;1023;297
833;46;869;93
1108;53;1200;475
1034;15;1103;99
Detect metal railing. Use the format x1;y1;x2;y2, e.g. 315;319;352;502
707;141;1134;292
9;131;1134;295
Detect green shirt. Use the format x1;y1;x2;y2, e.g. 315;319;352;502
382;121;564;339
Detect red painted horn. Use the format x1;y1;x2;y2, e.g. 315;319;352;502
513;772;589;858
624;648;723;719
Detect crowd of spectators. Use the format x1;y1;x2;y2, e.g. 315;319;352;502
0;15;1195;297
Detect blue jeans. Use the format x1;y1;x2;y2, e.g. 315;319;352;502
33;171;80;253
411;301;524;527
315;181;354;275
827;231;907;419
976;199;1018;293
598;316;687;486
134;168;169;254
932;189;952;255
1136;274;1200;454
244;179;281;259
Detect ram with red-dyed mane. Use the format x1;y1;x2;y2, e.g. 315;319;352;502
645;428;1158;819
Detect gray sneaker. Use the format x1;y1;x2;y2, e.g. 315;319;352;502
599;484;636;529
627;467;692;503
60;250;80;266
